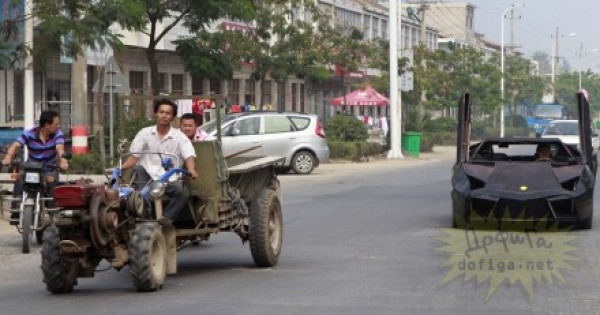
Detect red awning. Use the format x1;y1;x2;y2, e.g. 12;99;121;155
331;86;389;106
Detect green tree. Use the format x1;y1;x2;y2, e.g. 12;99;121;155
177;1;328;109
32;0;254;96
0;0;27;68
319;20;372;106
532;50;551;76
365;38;410;95
409;46;502;131
504;54;544;125
32;0;147;59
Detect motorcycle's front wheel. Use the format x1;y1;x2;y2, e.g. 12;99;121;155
22;203;33;254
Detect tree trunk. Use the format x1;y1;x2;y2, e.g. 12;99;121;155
341;70;346;111
259;79;266;111
94;66;107;170
146;45;160;96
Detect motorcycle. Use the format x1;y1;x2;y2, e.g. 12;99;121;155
4;152;71;253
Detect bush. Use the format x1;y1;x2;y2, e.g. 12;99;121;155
422;131;456;147
68;153;103;174
328;140;383;160
423;117;457;133
67;117;155;174
504;126;530;138
510;115;528;129
325;114;368;141
420;133;435;152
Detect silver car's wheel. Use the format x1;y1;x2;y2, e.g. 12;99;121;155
291;151;315;175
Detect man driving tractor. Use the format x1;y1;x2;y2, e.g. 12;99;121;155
120;99;198;223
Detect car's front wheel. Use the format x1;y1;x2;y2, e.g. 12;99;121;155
291;151;316;175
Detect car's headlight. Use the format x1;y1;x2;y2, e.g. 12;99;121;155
24;172;40;184
149;181;166;198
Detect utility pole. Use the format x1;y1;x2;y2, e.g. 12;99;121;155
418;2;429;47
387;0;402;159
507;6;522;55
550;27;576;102
24;0;34;130
551;27;558;87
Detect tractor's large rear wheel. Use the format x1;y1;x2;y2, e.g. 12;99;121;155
41;225;76;293
249;188;282;267
129;223;167;291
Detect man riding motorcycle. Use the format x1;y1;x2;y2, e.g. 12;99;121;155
1;110;69;224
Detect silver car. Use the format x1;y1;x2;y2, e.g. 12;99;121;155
201;112;329;174
541;119;600;154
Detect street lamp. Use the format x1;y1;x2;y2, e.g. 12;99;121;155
500;3;524;138
578;43;599;91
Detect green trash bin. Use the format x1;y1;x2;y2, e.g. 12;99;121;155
402;132;422;158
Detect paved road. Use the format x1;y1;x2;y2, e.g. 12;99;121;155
1;147;599;314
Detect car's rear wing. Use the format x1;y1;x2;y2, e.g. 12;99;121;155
577;92;593;170
456;93;471;164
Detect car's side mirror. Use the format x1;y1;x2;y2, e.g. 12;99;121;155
230;128;241;136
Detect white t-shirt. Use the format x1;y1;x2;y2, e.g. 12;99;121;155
129;126;196;180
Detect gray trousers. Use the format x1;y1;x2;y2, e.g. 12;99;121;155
131;165;189;221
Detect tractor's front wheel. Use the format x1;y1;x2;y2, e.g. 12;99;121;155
249;188;283;267
129;223;167;291
41;225;76;293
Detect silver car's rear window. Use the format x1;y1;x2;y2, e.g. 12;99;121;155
289;116;310;131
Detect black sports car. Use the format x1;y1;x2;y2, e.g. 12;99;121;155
451;93;596;229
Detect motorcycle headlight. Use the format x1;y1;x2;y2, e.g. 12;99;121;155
149;181;166;198
24;172;40;184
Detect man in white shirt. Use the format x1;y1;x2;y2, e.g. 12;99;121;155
121;99;198;222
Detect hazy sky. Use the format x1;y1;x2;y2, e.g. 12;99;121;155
463;0;600;72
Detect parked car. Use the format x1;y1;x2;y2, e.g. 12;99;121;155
201;112;329;174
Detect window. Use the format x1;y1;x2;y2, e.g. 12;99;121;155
262;81;271;106
129;71;144;94
228;79;240;104
245;79;255;105
381;19;388;40
372;17;379;38
411;28;418;47
234;117;261;135
192;76;204;95
171;74;183;95
277;82;285;111
291;83;297;112
289;116;310;131
265;116;293;133
158;73;168;94
210;78;221;95
363;15;371;39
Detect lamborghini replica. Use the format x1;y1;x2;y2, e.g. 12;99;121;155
451;93;596;229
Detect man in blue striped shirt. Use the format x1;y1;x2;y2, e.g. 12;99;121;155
1;110;69;224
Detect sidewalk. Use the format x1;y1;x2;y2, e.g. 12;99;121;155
0;146;457;189
301;145;456;178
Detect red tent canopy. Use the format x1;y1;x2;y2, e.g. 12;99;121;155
331;86;389;106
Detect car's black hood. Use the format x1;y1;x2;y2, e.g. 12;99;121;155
463;161;584;195
485;163;560;192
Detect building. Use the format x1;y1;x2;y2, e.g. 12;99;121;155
1;0;442;132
